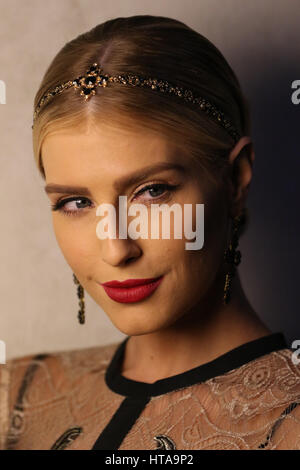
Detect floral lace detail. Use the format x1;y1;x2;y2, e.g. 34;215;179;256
1;344;300;450
206;349;300;419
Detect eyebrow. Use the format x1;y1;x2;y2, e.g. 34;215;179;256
44;162;186;195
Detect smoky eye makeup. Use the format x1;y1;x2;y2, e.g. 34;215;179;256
51;196;93;216
50;181;181;216
132;182;179;201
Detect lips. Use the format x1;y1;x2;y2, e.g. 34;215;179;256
100;276;164;303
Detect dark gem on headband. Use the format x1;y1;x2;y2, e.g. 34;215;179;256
32;62;240;142
88;65;98;73
84;75;97;86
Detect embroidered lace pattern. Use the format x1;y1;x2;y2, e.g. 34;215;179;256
0;342;300;450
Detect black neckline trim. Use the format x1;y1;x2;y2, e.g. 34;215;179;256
105;332;288;397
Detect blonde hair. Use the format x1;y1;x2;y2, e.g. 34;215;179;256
32;14;251;223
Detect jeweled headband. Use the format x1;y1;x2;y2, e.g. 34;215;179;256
33;62;240;142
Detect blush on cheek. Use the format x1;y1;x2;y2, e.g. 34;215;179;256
52;225;87;269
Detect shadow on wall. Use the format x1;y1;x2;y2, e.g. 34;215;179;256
238;55;300;346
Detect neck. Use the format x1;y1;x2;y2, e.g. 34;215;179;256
121;269;272;383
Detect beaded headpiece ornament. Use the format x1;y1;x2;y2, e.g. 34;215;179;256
33;63;240;142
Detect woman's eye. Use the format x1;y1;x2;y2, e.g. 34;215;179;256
51;184;177;216
51;197;92;216
132;183;176;202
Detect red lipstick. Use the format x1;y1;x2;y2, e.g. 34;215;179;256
100;276;164;303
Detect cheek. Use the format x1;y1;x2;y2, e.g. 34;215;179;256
141;201;224;275
52;216;92;270
176;194;228;289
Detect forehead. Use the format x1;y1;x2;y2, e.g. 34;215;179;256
41;123;190;181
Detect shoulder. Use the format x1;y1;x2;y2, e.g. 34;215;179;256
0;340;122;449
204;347;300;449
261;348;300;449
206;347;300;393
4;340;121;393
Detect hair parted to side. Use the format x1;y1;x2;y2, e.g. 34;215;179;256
32;15;251;232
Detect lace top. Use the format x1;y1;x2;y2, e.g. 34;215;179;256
1;332;300;450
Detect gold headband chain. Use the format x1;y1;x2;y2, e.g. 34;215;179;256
33;63;240;142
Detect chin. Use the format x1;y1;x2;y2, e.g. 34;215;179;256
111;315;170;337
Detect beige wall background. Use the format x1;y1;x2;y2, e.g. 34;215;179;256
1;0;299;360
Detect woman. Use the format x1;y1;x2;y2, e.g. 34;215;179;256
1;15;300;450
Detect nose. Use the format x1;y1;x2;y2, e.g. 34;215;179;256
100;236;142;267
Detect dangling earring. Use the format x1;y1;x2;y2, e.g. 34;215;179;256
73;273;85;324
223;209;246;304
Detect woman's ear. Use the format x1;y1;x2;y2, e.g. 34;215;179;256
228;137;255;218
228;136;254;166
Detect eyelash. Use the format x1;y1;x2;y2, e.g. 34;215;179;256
50;182;178;217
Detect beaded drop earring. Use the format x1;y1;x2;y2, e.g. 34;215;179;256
223;209;246;304
73;274;85;324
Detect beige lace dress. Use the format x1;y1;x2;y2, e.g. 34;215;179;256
1;332;300;450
